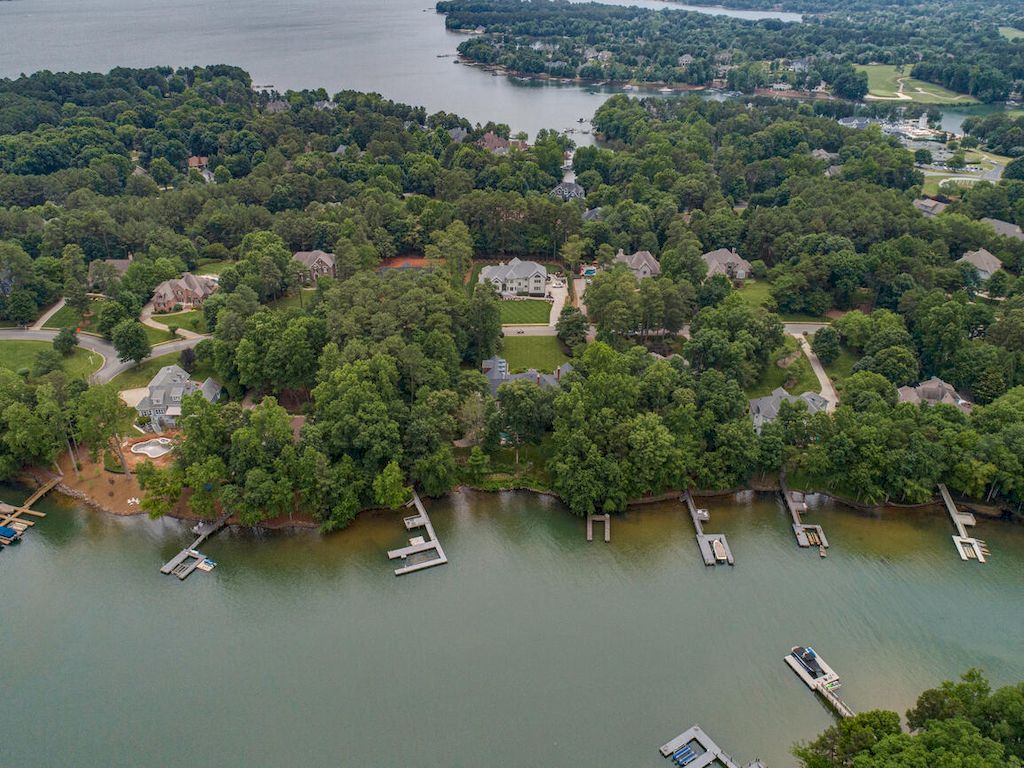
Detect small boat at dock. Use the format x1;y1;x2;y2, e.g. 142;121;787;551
711;539;727;562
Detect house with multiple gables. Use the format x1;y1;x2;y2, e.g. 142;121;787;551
151;272;217;313
613;249;661;279
550;181;586;201
913;198;948;218
897;377;971;413
481;356;573;397
957;248;1002;281
702;248;752;281
982;217;1024;241
135;365;222;431
748;387;828;434
292;250;337;283
479;258;547;296
88;254;133;289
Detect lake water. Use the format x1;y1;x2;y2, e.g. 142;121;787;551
3;485;1023;767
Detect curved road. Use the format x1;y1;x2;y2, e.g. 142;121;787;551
0;329;205;384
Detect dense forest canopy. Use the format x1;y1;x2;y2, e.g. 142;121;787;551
437;0;1024;101
0;66;1023;524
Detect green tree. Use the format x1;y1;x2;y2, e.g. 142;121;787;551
496;379;547;464
811;326;840;365
465;445;491;482
373;460;410;508
76;383;132;474
556;304;589;349
111;319;151;366
425;219;474;288
53;326;78;356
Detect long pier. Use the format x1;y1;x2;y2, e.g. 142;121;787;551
938;483;988;562
784;647;855;719
780;473;829;555
681;492;733;565
586;513;610;542
0;476;60;547
159;511;230;580
659;724;763;768
386;490;448;575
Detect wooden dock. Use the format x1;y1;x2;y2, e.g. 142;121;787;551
938;483;988;562
159;511;230;580
659;724;762;768
586;513;610;542
784;647;855;719
681;492;733;565
387;490;448;576
780;473;829;554
0;476;60;547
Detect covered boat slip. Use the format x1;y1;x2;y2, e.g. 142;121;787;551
784;647;855;719
681;492;734;566
659;725;761;768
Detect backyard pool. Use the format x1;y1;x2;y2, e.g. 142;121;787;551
130;437;173;458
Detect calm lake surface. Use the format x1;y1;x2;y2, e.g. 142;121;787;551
3;485;1023;767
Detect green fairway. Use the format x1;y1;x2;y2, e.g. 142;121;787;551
744;337;819;398
0;340;103;380
857;64;976;104
501;335;569;372
998;26;1024;41
152;309;208;334
499;299;552;325
110;351;215;389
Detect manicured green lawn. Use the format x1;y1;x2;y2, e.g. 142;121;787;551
823;345;861;394
745;337;819;398
0;340;102;380
152;309;208;334
110;351;215;390
501;335;569;372
196;259;230;275
145;325;177;345
43;297;108;332
923;175;975;196
998;26;1024;41
856;64;976;104
499;299;552;325
268;288;316;312
735;280;826;322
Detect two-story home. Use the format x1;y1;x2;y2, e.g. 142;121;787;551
135;365;222;431
151;273;217;313
479;258;547;296
702;248;752;281
613;249;661;279
292;250;337;283
957;248;1002;282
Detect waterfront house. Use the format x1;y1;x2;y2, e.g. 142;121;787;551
957;248;1002;281
135;364;222;431
613;249;661;279
478;131;511;154
582;207;603;221
897;377;971;413
479;258;547;296
982;217;1024;241
481;356;573;397
264;99;290;114
811;148;839;162
748;387;828;433
550;181;586;201
151;272;216;313
292;249;337;283
913;198;948;218
187;156;209;172
447;127;469;144
702;248;751;281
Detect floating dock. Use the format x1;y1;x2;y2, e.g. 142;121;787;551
659;724;763;768
780;474;829;555
387;490;448;575
938;483;988;562
784;646;855;719
681;492;733;565
0;476;59;548
586;513;610;542
160;511;230;580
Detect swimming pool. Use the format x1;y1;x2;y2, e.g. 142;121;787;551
130;437;174;458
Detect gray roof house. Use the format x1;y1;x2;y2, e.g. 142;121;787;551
292;249;337;283
913;198;948;218
582;207;603;222
88;254;133;289
982;217;1024;241
702;248;752;280
482;356;573;397
957;248;1002;281
135;365;222;431
550;181;586;201
479;258;547;296
897;376;971;413
447;127;469;143
614;249;661;279
749;387;828;433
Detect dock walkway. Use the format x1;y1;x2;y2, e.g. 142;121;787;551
780;473;829;555
586;513;610;542
659;724;762;768
387;490;448;575
0;476;60;547
681;492;733;565
938;483;988;562
159;511;230;580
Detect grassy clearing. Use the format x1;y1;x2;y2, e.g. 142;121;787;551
998;26;1024;41
145;325;177;345
0;340;102;380
745;336;819;398
923;175;976;196
153;309;208;334
195;259;230;275
268;288;317;312
823;345;861;395
734;280;826;322
110;351;215;390
499;299;552;325
857;64;976;104
501;335;569;372
43;297;108;332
